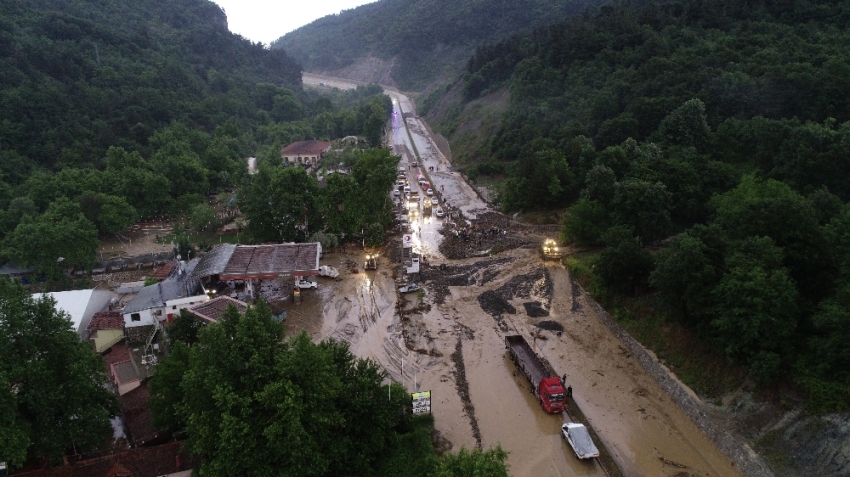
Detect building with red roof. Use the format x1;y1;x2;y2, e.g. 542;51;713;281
280;140;331;167
187;296;248;323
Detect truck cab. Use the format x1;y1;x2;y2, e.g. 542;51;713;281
538;377;566;413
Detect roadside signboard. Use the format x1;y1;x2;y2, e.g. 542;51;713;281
403;234;413;247
411;390;431;414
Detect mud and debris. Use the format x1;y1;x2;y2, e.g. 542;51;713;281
477;290;517;317
451;335;482;449
437;211;535;259
272;74;773;477
522;301;549;317
535;320;564;332
418;257;513;304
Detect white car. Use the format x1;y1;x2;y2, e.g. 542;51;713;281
561;423;599;459
296;279;318;289
430;197;438;205
426;188;434;196
393;189;400;196
435;207;445;218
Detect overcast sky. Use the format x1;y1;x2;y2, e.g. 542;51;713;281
212;0;378;45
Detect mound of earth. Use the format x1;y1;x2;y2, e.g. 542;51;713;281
523;301;549;317
536;320;564;332
477;290;516;317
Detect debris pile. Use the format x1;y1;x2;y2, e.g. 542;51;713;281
477;290;516;317
536;320;564;332
418;258;514;304
437;211;534;259
523;301;549;317
476;267;554;318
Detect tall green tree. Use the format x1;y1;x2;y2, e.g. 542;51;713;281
0;279;119;470
158;301;415;477
3;197;98;276
709;237;799;382
240;166;322;243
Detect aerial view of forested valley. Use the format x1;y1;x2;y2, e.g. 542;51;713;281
1;0;848;476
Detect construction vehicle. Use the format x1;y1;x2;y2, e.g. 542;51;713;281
365;253;378;270
542;238;560;259
505;335;566;413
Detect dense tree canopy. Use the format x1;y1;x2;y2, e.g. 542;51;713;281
423;0;850;410
0;0;395;272
0;279;119;470
149;302;514;477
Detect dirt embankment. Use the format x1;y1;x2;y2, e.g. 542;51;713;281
308;56;398;88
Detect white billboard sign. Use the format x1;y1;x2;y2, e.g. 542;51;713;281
411;391;431;415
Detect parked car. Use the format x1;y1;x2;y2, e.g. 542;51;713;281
435;207;445;218
426;188;434;196
296;280;318;289
430;197;439;205
393;188;400;196
398;283;421;293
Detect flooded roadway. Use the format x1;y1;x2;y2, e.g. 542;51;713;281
299;73;747;477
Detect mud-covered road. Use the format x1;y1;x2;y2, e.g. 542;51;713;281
298;73;751;477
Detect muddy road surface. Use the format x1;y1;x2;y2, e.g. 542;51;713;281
295;73;748;477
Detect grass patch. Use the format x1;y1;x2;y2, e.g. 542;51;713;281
565;253;746;398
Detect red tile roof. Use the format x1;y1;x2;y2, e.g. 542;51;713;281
103;342;131;365
220;243;320;280
149;261;175;280
88;312;125;331
118;382;150;414
280;140;331;156
11;441;192;477
188;296;247;323
124;406;160;447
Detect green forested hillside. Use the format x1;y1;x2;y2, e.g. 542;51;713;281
0;0;301;173
272;0;603;90
0;0;396;276
432;0;850;410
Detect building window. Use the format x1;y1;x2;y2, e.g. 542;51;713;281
172;305;177;310
131;313;141;322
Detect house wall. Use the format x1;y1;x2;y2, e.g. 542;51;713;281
92;329;125;353
118;379;141;396
164;294;208;322
123;308;160;329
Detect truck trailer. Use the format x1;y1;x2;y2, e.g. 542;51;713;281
505;335;566;413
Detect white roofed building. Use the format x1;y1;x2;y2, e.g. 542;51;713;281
32;289;112;338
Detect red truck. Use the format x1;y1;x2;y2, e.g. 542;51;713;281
505;335;566;413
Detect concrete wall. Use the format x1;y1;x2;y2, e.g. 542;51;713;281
91;329;124;353
164;294;208;322
123;307;159;329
